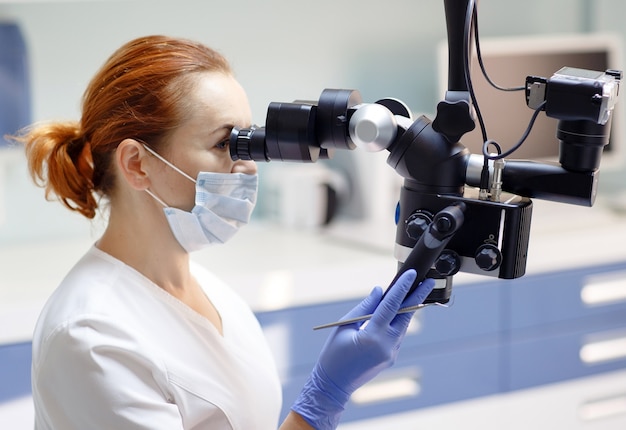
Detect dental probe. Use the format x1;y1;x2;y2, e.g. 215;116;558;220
312;302;447;330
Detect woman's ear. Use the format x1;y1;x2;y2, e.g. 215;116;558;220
115;139;151;190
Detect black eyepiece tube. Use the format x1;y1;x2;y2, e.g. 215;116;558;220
265;102;320;162
230;126;269;161
229;102;321;162
229;89;363;163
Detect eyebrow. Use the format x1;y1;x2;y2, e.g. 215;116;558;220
210;124;234;135
211;123;247;140
199;125;232;144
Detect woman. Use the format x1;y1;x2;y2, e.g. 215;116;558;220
13;35;434;429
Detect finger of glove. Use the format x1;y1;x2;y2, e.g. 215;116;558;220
340;286;383;322
388;278;436;330
399;278;436;309
368;269;417;328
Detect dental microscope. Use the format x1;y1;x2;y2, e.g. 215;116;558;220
229;0;622;303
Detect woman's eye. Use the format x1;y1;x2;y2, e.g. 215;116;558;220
215;139;229;150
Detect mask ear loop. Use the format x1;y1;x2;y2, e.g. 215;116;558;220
145;188;169;208
142;143;197;183
140;142;195;208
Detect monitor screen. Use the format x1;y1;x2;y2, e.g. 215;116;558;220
438;33;624;170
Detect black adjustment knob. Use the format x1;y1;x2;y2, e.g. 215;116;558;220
435;250;461;277
405;211;433;240
435;216;453;233
432;100;476;143
475;244;502;272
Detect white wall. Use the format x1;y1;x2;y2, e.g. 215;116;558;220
0;0;622;246
0;0;588;123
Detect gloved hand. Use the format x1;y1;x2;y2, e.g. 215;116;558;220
291;269;435;429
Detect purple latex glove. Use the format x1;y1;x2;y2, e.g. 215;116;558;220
291;269;435;429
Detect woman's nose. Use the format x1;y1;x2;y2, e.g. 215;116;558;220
231;159;257;175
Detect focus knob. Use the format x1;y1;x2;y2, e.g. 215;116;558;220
475;244;502;272
435;250;461;276
405;211;433;240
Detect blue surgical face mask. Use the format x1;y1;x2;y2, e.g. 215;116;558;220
143;144;258;252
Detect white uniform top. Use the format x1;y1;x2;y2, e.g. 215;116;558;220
31;246;282;429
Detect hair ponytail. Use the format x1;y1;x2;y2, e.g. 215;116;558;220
16;121;98;219
12;35;232;221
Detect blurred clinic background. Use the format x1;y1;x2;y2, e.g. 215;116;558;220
1;0;626;429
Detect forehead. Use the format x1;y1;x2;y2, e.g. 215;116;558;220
180;72;252;135
191;72;251;127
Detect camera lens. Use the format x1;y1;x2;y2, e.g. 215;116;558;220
557;119;610;172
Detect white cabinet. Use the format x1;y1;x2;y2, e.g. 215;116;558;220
257;260;626;426
338;369;626;429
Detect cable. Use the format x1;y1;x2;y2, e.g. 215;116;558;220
482;100;546;160
467;0;542;165
473;15;525;92
462;0;493;193
463;0;488;144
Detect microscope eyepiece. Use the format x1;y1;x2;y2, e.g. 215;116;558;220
229;89;364;163
230;125;268;162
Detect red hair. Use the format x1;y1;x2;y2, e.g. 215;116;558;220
12;35;231;219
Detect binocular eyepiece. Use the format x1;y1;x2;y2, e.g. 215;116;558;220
230;89;363;163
